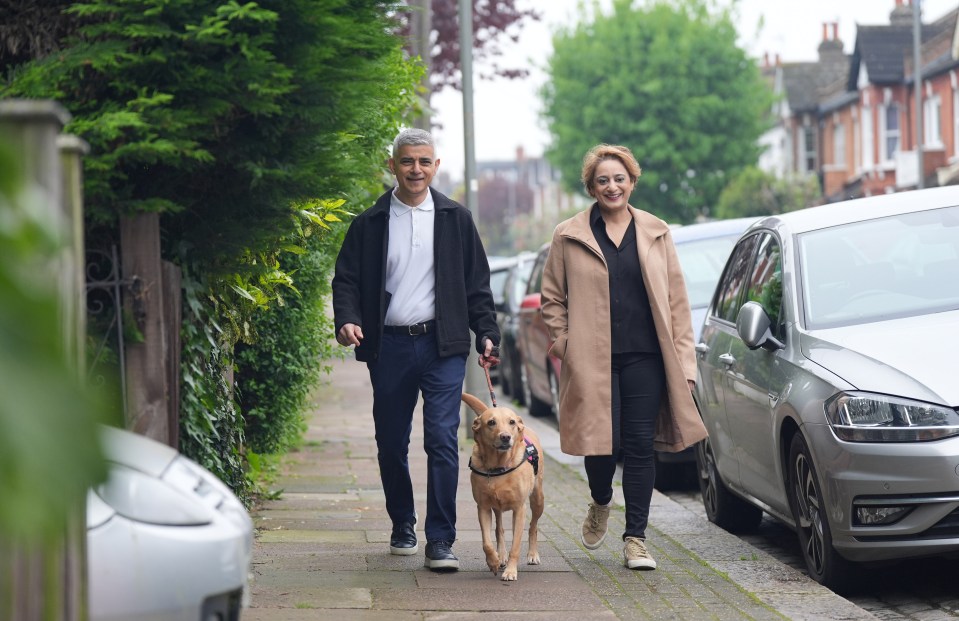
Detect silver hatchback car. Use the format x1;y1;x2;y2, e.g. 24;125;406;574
694;187;959;590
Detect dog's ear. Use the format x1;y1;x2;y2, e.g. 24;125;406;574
471;415;482;433
515;415;525;434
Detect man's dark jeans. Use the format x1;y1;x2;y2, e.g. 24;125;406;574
368;330;466;543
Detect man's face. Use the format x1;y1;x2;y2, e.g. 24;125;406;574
389;144;439;206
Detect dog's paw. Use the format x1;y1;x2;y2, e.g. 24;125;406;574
485;553;500;574
527;552;541;565
498;560;507;569
500;567;518;581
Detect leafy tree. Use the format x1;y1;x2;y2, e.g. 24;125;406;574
541;0;773;223
2;0;420;494
423;0;539;91
715;166;821;219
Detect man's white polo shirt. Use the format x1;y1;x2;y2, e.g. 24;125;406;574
384;190;436;327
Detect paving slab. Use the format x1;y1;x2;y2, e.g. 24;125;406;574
246;357;878;621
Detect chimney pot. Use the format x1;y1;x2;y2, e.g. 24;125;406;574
822;23;828;41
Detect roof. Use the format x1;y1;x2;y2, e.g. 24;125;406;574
670;217;759;244
781;56;850;114
751;186;959;235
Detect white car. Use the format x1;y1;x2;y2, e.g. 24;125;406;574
87;425;253;621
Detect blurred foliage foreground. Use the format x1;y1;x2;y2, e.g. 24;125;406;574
0;140;107;542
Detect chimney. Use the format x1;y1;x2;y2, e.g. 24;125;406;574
890;0;915;27
515;145;525;162
763;51;770;67
818;21;843;60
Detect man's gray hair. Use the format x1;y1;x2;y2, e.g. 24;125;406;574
393;128;435;156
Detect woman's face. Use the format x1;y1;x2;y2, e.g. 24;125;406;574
591;158;635;212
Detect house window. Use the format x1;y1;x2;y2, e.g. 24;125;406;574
803;125;816;172
833;122;845;168
924;95;942;147
882;103;900;161
862;106;874;170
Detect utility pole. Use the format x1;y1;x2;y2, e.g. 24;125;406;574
914;0;924;188
459;0;477;215
459;0;484;425
410;0;432;130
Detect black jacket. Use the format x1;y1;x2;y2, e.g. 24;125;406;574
332;187;499;362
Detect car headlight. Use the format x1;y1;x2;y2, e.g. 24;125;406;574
95;464;215;526
825;392;959;442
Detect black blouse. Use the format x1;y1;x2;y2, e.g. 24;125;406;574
589;205;661;355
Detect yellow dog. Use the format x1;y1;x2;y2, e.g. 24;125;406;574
463;392;545;581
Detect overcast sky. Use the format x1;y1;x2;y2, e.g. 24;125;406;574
431;0;958;181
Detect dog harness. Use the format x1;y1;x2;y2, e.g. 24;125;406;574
468;437;539;477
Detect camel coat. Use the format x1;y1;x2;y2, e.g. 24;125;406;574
541;205;708;456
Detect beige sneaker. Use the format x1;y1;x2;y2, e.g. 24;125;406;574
581;502;611;549
624;536;657;570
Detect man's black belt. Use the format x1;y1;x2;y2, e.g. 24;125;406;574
383;320;435;336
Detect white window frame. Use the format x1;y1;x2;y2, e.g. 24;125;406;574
924;82;942;148
833;120;845;169
880;102;900;164
862;105;874;171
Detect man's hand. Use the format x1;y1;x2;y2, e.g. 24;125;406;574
478;338;500;369
337;323;363;347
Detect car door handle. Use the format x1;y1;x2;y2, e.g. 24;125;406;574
718;353;735;367
695;342;709;354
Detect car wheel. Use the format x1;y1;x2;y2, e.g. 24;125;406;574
695;437;762;533
521;360;551;418
786;433;852;591
547;364;560;423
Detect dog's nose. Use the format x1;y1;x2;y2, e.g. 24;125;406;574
499;433;512;443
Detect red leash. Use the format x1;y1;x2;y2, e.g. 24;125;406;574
483;365;497;408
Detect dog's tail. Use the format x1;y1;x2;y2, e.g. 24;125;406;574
461;393;488;417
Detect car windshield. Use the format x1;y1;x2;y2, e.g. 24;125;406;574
674;235;740;307
799;205;959;328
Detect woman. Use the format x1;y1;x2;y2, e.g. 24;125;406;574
540;144;706;569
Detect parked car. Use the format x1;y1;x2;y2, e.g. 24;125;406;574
88;425;253;621
494;251;536;401
516;243;558;420
693;187;959;590
487;255;522;387
516;218;755;488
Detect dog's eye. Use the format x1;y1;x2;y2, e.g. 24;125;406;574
509;419;516;426
487;420;495;427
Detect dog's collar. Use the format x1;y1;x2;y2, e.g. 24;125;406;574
469;437;539;477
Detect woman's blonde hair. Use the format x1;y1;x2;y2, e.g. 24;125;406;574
581;144;642;197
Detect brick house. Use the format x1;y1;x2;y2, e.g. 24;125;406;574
760;0;959;202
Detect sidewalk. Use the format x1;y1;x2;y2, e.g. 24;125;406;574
244;357;876;621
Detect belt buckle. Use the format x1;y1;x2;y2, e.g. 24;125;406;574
408;323;422;336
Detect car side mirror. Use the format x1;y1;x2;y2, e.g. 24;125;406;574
736;301;784;351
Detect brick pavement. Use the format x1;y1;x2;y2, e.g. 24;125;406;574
243;356;877;621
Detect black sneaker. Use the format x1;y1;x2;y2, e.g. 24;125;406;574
424;540;459;571
389;522;418;556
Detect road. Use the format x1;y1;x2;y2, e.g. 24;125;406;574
666;486;959;620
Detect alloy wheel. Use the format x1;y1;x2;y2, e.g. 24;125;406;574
792;449;826;576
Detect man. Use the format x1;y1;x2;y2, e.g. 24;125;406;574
332;128;500;571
